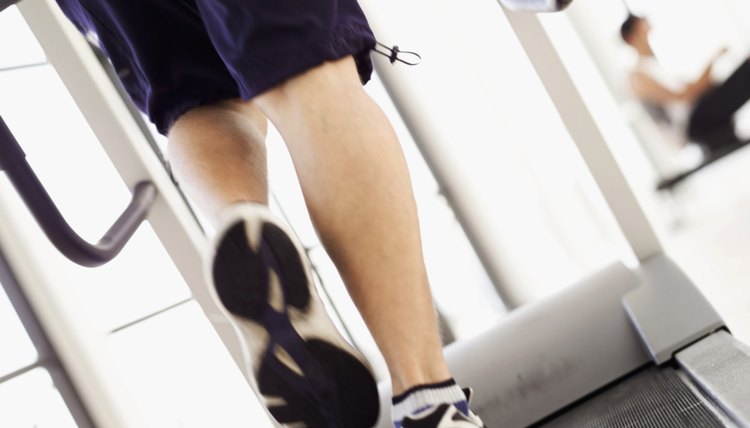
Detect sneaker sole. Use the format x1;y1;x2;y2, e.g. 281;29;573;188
209;205;379;427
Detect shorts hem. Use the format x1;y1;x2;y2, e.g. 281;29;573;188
157;90;241;135
235;23;376;100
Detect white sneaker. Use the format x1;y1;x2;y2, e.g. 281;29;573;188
207;203;379;427
402;389;486;428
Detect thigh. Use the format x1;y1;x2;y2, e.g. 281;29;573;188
54;0;241;134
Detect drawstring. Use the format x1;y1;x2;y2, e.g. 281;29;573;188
373;41;422;66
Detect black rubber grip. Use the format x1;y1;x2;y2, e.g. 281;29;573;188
0;0;19;13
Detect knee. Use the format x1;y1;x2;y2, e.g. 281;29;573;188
254;56;364;119
168;99;268;145
165;99;269;177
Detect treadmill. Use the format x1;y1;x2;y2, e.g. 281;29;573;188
372;255;750;427
366;4;750;428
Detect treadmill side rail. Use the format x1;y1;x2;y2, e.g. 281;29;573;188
623;254;725;364
677;331;750;427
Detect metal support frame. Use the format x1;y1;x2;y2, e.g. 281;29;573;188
0;246;95;428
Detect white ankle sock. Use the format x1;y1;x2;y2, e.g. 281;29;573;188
391;379;467;427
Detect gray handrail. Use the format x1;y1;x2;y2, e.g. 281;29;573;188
0;116;157;267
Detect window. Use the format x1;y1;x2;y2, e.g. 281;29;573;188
0;7;45;69
0;285;37;378
0;369;78;428
0;248;92;427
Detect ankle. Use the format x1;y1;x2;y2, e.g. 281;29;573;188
391;367;453;395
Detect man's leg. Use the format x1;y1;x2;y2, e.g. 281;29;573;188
164;58;481;427
169;95;385;428
167;99;269;222
168;58;453;393
252;57;451;395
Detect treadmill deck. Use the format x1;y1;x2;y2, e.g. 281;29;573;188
538;366;725;428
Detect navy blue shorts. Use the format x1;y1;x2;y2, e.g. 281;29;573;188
54;0;376;134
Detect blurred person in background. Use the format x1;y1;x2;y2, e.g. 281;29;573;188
621;14;750;152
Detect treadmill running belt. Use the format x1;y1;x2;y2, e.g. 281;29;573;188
538;366;724;427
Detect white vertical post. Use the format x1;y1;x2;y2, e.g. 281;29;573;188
360;2;526;308
501;9;663;263
366;57;523;308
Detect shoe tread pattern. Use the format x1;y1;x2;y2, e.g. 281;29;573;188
212;219;379;427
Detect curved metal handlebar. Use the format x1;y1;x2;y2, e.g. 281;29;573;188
1;116;157;267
